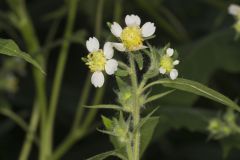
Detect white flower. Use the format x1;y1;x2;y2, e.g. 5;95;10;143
228;4;240;16
110;14;156;52
159;47;179;80
85;37;118;87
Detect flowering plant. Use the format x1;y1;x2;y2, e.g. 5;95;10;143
0;0;240;160
84;15;240;160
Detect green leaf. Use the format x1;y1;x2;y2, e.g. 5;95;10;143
142;47;159;79
101;115;113;130
144;90;175;104
0;39;45;74
134;53;143;70
140;117;159;157
84;104;123;111
145;78;240;112
167;29;240;106
115;69;129;77
134;107;159;133
115;76;128;92
86;150;127;160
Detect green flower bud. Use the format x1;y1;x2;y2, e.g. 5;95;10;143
208;119;221;134
117;88;133;112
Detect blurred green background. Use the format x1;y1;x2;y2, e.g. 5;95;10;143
0;0;240;159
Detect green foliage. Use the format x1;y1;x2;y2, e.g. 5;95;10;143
0;39;45;74
140;117;159;157
168;29;240;106
84;104;123;111
101;115;113;130
86;150;127;160
145;78;240;112
134;52;144;70
115;68;129;77
145;90;175;104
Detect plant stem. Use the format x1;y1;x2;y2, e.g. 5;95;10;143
95;0;104;38
73;0;106;132
72;73;91;130
49;129;85;160
129;53;140;160
47;0;79;154
19;102;39;160
114;0;122;22
0;108;28;132
6;1;48;159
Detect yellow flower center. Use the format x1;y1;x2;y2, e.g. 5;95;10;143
120;26;143;51
86;50;106;72
159;55;174;72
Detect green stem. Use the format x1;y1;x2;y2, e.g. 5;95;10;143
0;108;28;132
50;1;107;158
19;18;47;160
72;73;91;130
95;0;104;38
49;129;85;160
126;141;134;160
82;85;105;130
6;1;47;159
47;0;79;154
129;54;140;160
114;0;122;22
19;102;39;160
73;0;105;131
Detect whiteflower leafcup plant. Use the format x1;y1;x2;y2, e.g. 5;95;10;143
83;14;240;160
1;0;240;160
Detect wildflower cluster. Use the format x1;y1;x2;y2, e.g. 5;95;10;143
83;14;180;160
83;14;180;87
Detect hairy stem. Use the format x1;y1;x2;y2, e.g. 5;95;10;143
129;54;140;160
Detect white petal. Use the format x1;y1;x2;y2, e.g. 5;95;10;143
112;43;126;52
105;59;118;75
166;48;174;57
103;42;114;59
110;22;122;37
173;60;180;65
141;22;156;37
170;69;178;80
86;37;99;52
228;4;240;16
159;67;166;74
125;14;141;27
91;71;105;88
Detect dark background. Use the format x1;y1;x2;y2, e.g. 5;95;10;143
0;0;240;159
